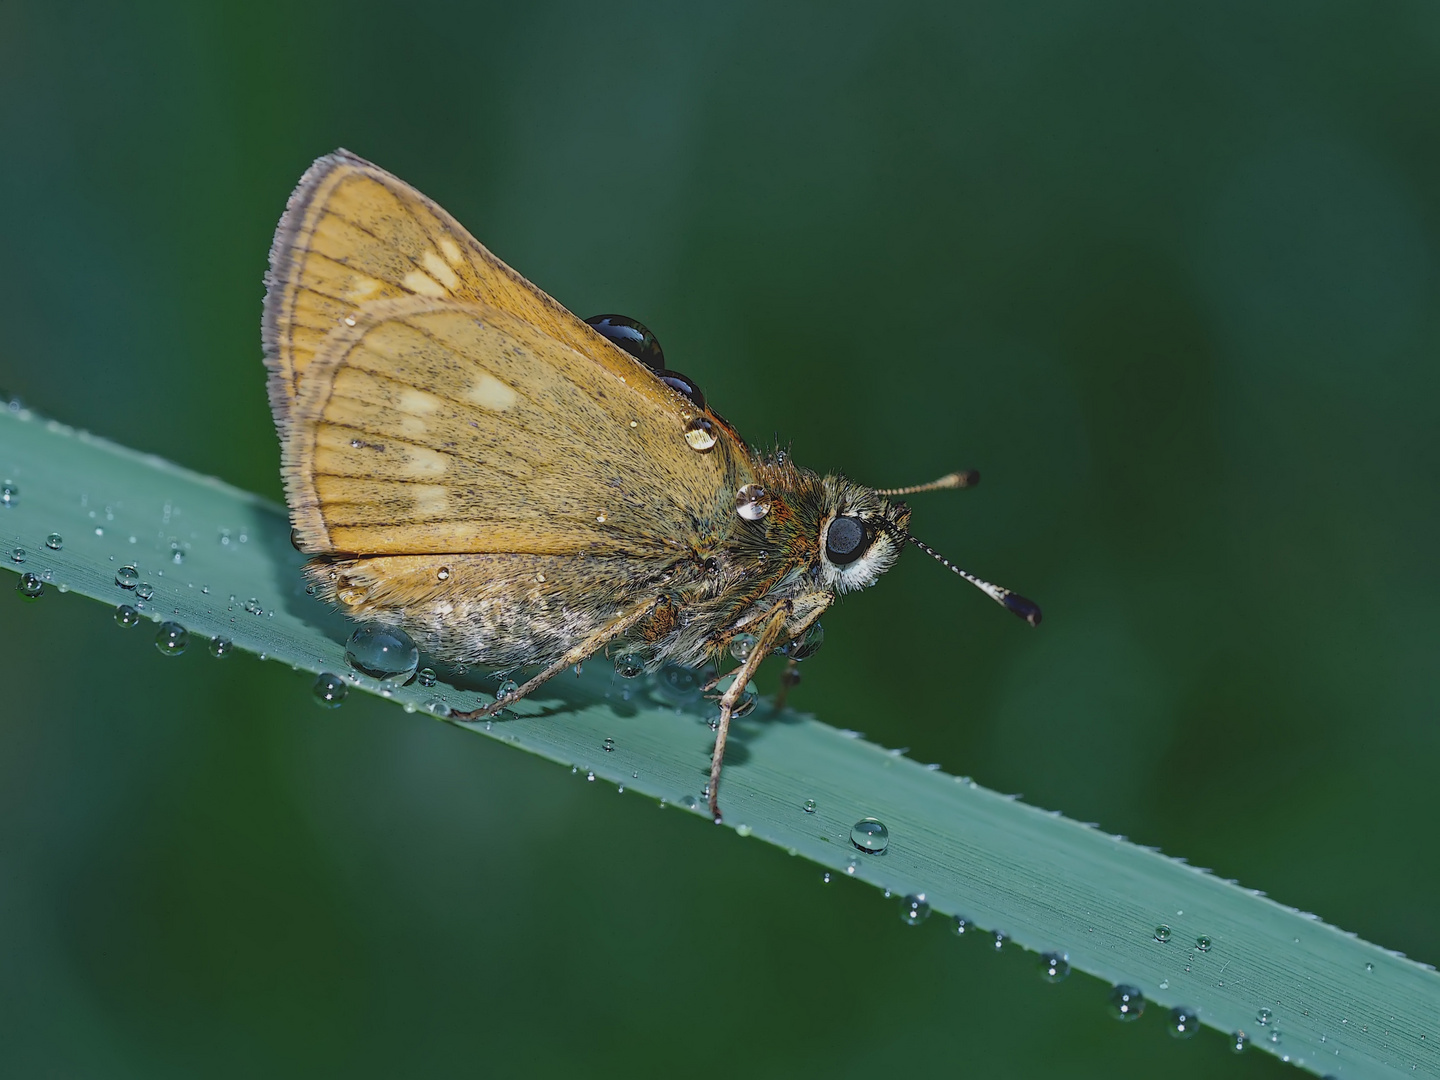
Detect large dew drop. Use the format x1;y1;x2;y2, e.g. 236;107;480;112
1040;952;1071;982
16;572;43;600
734;484;770;521
1107;985;1146;1022
780;622;824;661
155;622;189;657
728;633;758;662
1169;1006;1200;1039
344;625;420;688
714;673;757;718
899;893;930;926
313;672;348;708
613;652;644;679
653;663;702;703
849;817;890;854
683;417;716;451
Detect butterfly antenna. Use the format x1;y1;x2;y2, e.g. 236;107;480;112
905;534;1042;626
876;469;980;497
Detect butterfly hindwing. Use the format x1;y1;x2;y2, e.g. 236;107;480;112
283;295;747;558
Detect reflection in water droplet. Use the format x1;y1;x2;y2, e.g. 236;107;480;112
654;663;702;702
135;583;155;601
242;597;263;615
209;636;233;659
155;622;189;656
1365;962;1374;973
417;667;437;688
1040;952;1070;982
313;673;347;708
1232;1031;1248;1053
1169;1006;1200;1039
683;417;717;451
715;673;757;718
436;566;451;581
16;572;43;599
1267;1030;1281;1045
9;547;25;563
496;679;519;703
734;484;771;521
116;565;139;588
1195;935;1212;952
1255;1007;1274;1026
613;652;644;678
345;625;420;687
1154;924;1172;943
992;931;1008;951
780;621;825;660
0;481;17;506
586;771;595;782
602;737;615;752
1108;985;1146;1022
821;872;831;884
849;818;889;854
44;533;63;550
114;604;140;628
952;916;970;936
900;894;930;925
802;799;817;814
729;633;758;662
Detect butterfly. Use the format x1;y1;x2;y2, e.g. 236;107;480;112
263;149;1039;821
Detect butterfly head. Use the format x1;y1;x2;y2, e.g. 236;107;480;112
814;478;913;595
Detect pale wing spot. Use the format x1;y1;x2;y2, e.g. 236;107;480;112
395;412;433;440
439;237;465;266
463;372;518;411
345;274;384;301
397;387;445;416
422;250;462;292
411;485;450;517
402;269;448;298
399;447;450;478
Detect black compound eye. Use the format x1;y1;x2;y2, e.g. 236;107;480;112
585;314;665;371
825;515;870;565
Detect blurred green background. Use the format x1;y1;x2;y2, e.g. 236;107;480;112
3;1;1437;1076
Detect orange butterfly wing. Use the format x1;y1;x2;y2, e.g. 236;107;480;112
262;150;751;559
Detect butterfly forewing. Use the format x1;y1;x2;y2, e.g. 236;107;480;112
264;149;688;418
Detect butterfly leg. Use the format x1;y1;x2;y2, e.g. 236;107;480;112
708;601;792;823
450;596;668;721
773;659;802;710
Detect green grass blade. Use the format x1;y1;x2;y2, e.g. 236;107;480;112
2;404;1435;1078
